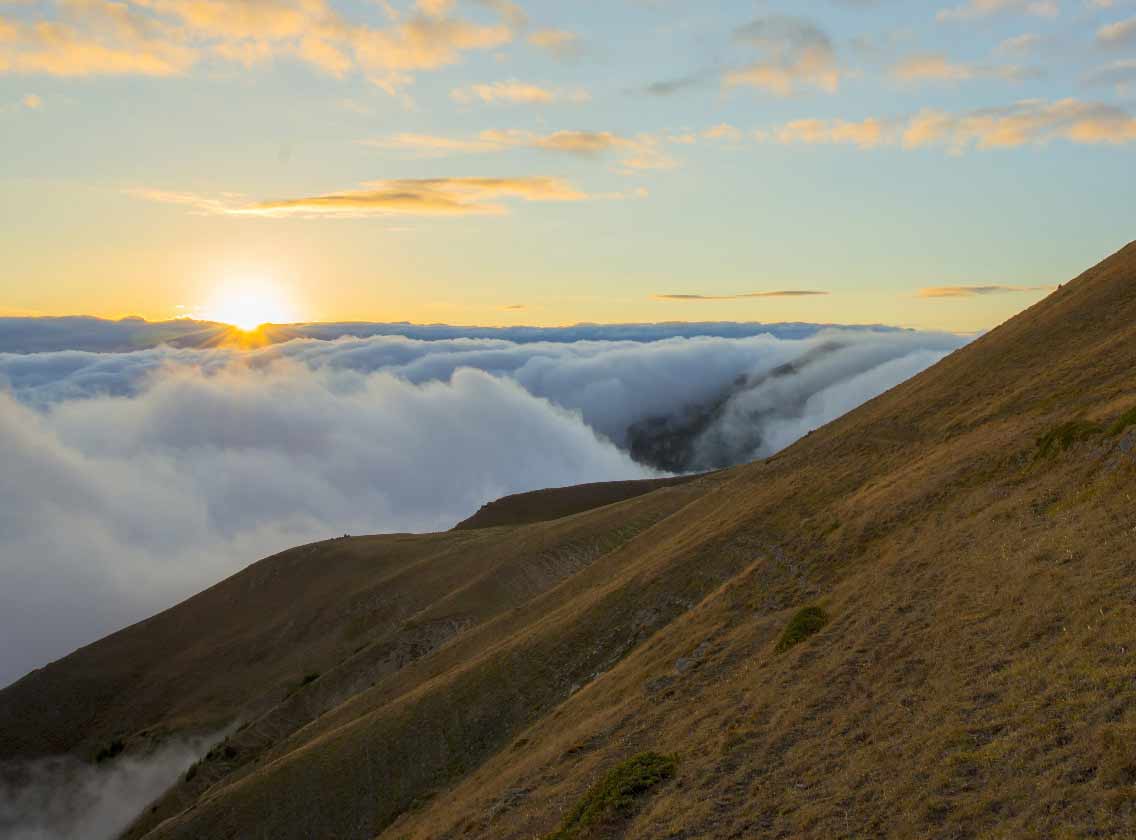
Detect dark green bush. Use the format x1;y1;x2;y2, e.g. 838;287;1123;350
777;606;829;652
1036;420;1101;458
544;751;677;840
1107;406;1136;436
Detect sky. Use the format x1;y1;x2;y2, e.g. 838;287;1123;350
1;0;1135;331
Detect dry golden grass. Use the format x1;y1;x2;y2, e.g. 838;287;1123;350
2;241;1135;839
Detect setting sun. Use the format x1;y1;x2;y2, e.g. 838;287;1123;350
204;278;296;331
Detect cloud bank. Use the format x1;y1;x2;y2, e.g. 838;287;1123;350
0;322;966;688
0;732;224;840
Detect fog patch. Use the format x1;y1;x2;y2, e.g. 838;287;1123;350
0;732;223;840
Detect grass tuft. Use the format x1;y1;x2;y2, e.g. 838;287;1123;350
1107;406;1136;437
544;751;677;840
776;606;829;653
1035;420;1101;458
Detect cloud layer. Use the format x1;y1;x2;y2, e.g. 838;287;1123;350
0;322;964;688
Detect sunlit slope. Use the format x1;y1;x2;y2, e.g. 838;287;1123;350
3;242;1135;839
139;240;1136;839
375;240;1136;839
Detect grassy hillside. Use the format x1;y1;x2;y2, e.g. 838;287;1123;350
2;241;1135;839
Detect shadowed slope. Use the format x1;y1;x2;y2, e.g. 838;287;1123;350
452;475;697;530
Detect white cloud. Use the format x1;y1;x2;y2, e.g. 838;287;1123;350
0;326;963;686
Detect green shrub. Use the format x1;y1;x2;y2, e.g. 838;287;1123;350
1107;406;1136;437
1036;420;1101;458
544;751;677;840
776;606;829;652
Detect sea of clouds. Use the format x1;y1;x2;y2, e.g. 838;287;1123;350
0;319;967;689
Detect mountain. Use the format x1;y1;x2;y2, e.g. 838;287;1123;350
2;242;1136;839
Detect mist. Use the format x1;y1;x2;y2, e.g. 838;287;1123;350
0;733;224;840
0;322;966;688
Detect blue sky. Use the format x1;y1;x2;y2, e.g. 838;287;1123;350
1;0;1134;330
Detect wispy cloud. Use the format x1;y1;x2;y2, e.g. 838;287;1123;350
654;290;829;301
0;0;521;89
128;177;587;218
917;284;1054;297
890;53;1040;83
1097;15;1136;47
370;128;676;170
937;0;1060;23
527;28;581;59
450;79;589;104
759;98;1136;152
759;118;892;149
724;15;843;95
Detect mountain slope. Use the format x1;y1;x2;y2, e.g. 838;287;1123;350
2;242;1135;839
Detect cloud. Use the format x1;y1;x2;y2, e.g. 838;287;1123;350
0;0;520;88
0;732;226;840
527;28;581;58
371;128;677;170
725;15;843;95
1083;58;1136;89
0;323;964;686
1097;15;1136;46
917;284;1054;297
890;53;1039;83
757;99;1136;152
128;176;588;218
450;79;589;105
997;32;1042;53
654;290;829;301
902;99;1136;149
701;123;743;141
762;117;892;149
641;71;712;97
936;0;1060;22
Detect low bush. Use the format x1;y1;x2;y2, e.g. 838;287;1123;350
1036;420;1101;458
1107;406;1136;437
777;606;829;652
544;751;677;840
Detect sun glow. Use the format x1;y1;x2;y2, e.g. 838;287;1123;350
204;278;296;331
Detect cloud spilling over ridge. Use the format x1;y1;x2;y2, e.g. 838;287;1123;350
0;324;965;687
0;732;225;840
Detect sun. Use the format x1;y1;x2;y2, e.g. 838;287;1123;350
204;278;296;332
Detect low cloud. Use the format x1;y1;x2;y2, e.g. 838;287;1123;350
128;176;587;218
918;284;1053;297
654;290;829;301
0;323;964;687
0;732;224;840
